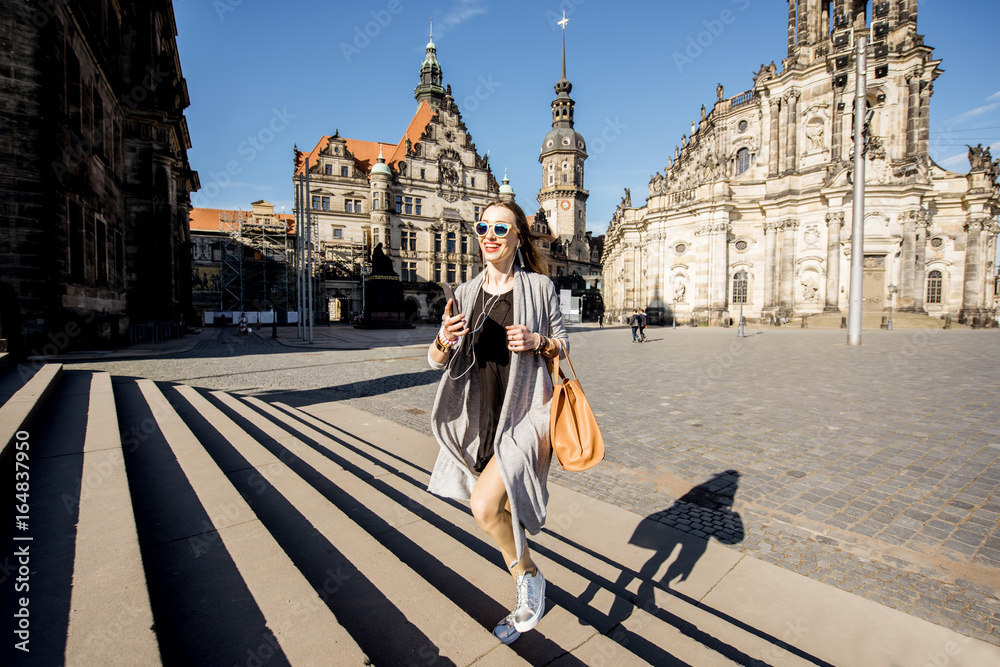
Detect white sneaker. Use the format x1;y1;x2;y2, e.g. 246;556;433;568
512;569;546;632
492;611;521;645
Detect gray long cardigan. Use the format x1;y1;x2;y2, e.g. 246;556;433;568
427;267;568;562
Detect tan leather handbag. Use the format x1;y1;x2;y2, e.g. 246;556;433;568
549;339;604;471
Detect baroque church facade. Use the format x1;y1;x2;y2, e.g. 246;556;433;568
602;0;999;325
291;28;602;322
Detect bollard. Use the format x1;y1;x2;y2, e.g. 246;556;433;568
840;316;847;329
880;315;888;330
943;314;952;329
801;316;807;328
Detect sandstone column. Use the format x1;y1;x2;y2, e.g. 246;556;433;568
912;212;928;312
824;212;843;311
905;71;920;157
918;81;931;157
831;87;844;161
779;220;799;307
788;0;797;56
769;97;781;176
785;91;800;172
713;224;730;316
763;222;779;310
961;217;984;318
898;211;917;310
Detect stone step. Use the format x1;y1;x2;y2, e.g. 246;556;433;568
127;378;369;666
65;372;160;665
268;399;818;666
172;383;522;666
0;363;62;457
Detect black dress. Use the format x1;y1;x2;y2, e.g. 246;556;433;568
472;287;513;472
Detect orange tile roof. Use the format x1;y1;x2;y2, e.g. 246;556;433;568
295;100;436;178
189;208;296;235
386;100;436;166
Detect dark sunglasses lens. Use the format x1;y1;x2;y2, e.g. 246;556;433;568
475;222;489;236
494;223;509;237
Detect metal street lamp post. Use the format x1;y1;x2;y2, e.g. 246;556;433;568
887;283;897;330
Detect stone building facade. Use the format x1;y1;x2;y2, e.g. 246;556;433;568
292;30;604;322
293;36;496;321
602;0;998;325
0;0;197;353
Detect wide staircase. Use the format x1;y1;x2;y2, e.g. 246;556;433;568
3;358;987;666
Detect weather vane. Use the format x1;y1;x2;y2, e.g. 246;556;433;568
557;10;569;30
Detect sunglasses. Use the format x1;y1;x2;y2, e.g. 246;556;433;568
475;221;513;238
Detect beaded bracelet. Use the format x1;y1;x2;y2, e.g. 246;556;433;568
437;328;458;347
533;334;545;353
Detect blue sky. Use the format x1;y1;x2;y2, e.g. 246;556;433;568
175;0;1000;236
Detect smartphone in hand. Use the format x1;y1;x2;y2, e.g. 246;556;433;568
442;282;456;315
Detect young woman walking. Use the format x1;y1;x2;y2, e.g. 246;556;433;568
427;200;566;644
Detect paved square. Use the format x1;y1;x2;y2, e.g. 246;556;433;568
67;324;1000;645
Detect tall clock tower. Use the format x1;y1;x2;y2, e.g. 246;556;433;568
537;16;588;244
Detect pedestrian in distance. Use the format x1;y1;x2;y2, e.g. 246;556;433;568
630;309;640;342
638;309;647;342
427;200;567;645
598;312;604;328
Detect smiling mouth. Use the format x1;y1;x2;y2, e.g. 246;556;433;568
483;242;502;252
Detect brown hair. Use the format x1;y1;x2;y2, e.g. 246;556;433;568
479;200;548;275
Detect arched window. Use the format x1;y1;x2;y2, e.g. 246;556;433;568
927;270;943;304
732;269;748;304
736;148;751;175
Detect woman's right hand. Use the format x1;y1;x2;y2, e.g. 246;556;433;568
442;299;469;341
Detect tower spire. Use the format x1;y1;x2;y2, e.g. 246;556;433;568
414;18;445;108
559;11;568;80
551;10;574;128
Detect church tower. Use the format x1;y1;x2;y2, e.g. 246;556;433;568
414;21;446;109
537;14;588;243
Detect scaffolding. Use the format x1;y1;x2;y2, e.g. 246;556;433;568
219;209;244;312
218;209;294;313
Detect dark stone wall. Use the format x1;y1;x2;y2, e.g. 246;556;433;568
0;0;197;354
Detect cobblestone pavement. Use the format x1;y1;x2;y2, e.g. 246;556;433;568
65;324;1000;646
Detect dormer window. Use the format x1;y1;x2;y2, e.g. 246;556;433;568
341;166;349;177
325;164;333;175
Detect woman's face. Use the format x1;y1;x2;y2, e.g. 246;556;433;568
477;206;519;268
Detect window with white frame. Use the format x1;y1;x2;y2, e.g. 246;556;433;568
736;148;751;175
927;270;943;304
732;269;748;304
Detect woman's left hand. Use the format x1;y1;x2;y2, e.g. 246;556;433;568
505;324;538;353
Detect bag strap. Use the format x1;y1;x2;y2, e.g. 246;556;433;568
551;338;580;387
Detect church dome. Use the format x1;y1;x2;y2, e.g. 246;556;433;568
540;127;587;157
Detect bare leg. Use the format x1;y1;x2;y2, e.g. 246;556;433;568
470;455;536;578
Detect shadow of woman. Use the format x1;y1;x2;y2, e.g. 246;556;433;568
577;470;744;625
632;470;744;606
